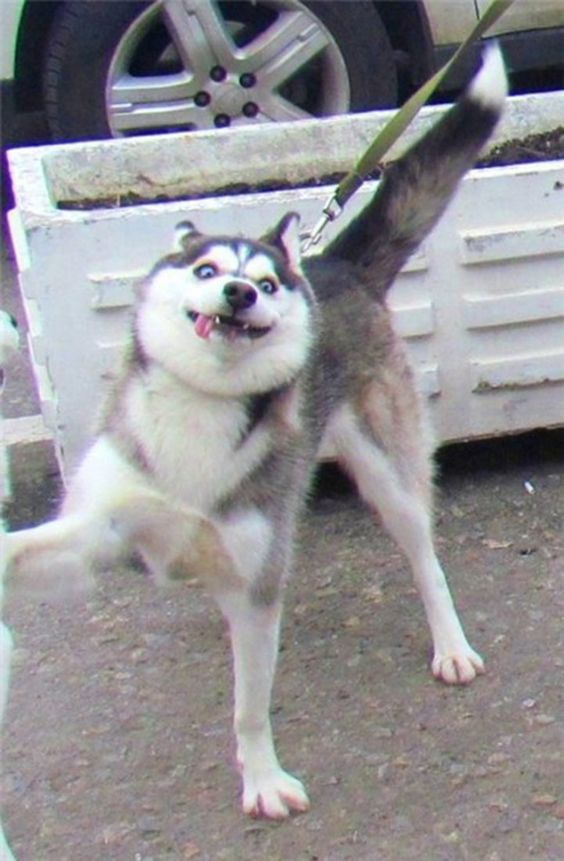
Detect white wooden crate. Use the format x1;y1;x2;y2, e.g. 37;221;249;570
7;94;564;476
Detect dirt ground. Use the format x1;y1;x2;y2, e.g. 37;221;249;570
1;432;563;861
1;242;563;861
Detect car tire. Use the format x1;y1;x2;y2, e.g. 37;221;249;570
43;0;397;141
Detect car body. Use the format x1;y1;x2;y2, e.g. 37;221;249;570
0;0;563;142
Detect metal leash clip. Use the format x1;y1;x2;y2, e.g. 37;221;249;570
300;193;343;254
302;0;514;253
298;0;514;255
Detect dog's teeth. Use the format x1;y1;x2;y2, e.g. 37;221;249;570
214;315;221;324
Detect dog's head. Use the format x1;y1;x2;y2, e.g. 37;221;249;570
136;214;317;396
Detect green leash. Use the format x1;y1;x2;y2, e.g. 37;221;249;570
302;0;514;252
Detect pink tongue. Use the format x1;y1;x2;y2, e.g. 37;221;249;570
194;314;215;339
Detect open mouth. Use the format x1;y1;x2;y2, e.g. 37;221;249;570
187;310;271;341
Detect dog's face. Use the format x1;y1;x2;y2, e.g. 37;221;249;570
136;214;317;396
173;213;307;345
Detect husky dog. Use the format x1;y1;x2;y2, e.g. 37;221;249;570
1;309;19;860
3;45;507;821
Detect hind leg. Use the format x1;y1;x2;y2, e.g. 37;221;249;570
333;404;483;684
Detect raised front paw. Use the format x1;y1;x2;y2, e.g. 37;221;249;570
432;646;485;685
241;767;310;819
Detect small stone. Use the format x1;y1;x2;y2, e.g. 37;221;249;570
139;816;161;838
98;821;134;845
534;713;556;725
362;585;384;603
372;726;394;739
377;762;389;780
531;793;558;807
487;752;511;767
488;798;509;811
112;596;134;608
293;603;308;616
482;538;512;549
443;831;460;844
471;765;490;779
130;646;149;664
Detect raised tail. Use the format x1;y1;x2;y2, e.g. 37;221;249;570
325;41;508;293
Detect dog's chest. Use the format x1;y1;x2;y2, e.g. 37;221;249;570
126;375;269;510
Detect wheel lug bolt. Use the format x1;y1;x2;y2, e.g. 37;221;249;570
242;102;259;118
214;113;231;128
210;65;227;82
239;72;256;88
194;91;211;107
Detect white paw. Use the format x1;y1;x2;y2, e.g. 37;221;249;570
241;767;310;819
432;646;485;685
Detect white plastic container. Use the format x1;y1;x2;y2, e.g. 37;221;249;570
7;92;564;476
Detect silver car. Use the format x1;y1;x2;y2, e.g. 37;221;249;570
1;0;563;141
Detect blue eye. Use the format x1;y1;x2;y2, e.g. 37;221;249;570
259;278;278;294
195;263;217;279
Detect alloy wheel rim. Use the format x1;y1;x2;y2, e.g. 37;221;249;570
106;0;350;135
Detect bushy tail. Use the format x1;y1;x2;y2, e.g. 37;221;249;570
326;42;508;292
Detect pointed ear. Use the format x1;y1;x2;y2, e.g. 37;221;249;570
262;212;302;271
174;220;201;252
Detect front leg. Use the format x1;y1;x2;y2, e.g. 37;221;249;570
215;590;309;819
135;497;310;816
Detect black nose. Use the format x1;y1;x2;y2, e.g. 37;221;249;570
223;281;257;310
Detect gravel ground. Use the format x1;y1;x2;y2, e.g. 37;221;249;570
1;235;563;861
1;434;563;861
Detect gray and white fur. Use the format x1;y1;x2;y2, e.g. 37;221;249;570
2;44;507;822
